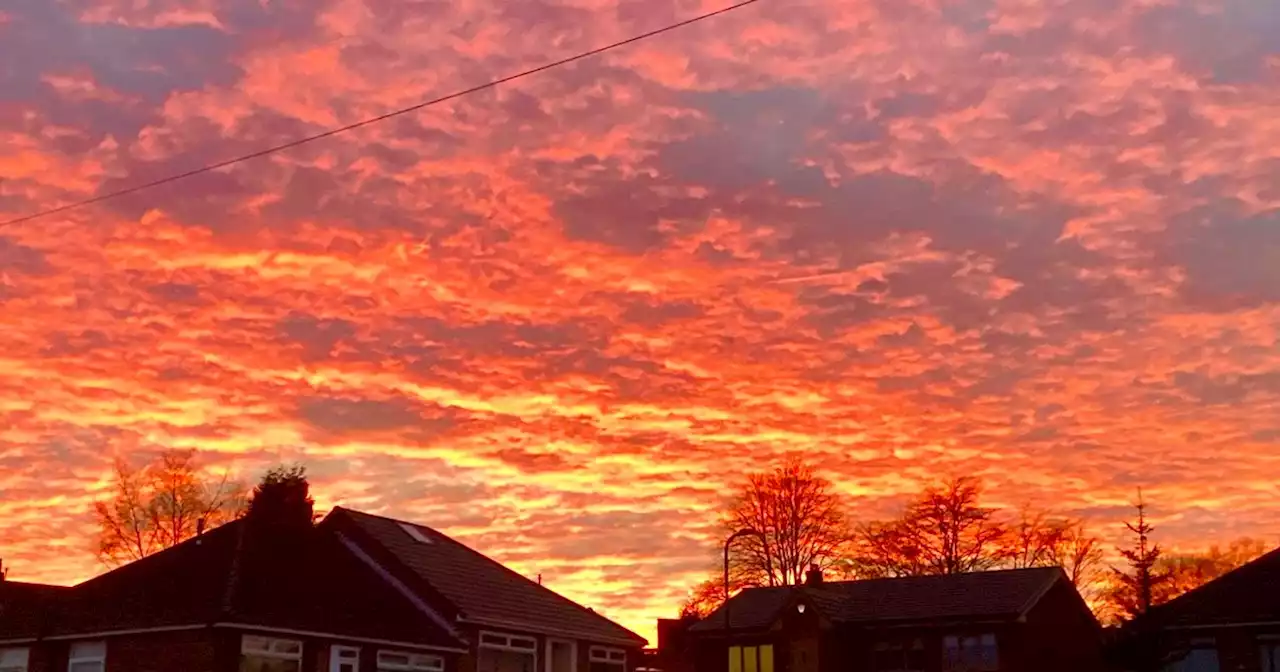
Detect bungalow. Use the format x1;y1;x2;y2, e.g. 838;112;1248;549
670;565;1105;672
1140;546;1280;672
0;507;645;672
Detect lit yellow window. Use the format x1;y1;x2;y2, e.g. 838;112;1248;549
760;645;774;672
744;647;758;672
729;647;743;672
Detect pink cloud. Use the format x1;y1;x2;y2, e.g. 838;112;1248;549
1;0;1279;642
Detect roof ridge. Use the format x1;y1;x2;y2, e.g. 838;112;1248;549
334;507;645;643
738;565;1064;590
73;519;243;589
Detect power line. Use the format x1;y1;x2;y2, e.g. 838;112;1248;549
1;0;764;229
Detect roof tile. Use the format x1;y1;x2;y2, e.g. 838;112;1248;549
332;508;646;646
691;567;1064;632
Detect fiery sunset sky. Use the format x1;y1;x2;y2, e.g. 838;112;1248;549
2;0;1280;642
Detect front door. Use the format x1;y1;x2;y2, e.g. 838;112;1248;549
789;636;819;672
547;639;576;672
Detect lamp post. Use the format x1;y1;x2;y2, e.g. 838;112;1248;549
723;528;763;639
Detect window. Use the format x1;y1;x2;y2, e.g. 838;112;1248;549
68;641;105;672
478;632;536;672
1163;639;1219;672
377;650;444;671
1261;638;1280;672
942;634;998;672
728;645;774;672
331;646;360;672
240;635;303;672
399;522;434;544
874;639;924;672
0;648;29;672
589;647;625;672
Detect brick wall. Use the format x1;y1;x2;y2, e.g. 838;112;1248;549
24;628;217;672
1022;579;1108;672
19;627;465;672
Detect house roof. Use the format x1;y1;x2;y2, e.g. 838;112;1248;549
19;520;464;650
1146;546;1280;628
328;507;647;647
0;581;71;641
62;520;242;633
690;567;1066;633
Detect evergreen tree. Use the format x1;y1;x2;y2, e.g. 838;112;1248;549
1109;490;1167;620
246;464;314;532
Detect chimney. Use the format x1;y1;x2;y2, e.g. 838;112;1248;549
197;518;206;537
805;563;823;586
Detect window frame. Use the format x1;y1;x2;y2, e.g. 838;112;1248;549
478;630;538;672
1164;638;1219;672
942;633;999;672
376;649;445;672
331;645;361;672
727;645;774;672
872;638;924;672
479;632;538;653
1261;639;1280;672
0;647;30;672
240;635;303;671
588;646;626;672
67;641;106;672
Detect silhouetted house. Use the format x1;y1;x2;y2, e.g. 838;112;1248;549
0;507;644;672
1140;546;1280;672
643;618;700;672
676;565;1104;672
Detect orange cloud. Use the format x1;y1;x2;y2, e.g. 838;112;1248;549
1;0;1279;643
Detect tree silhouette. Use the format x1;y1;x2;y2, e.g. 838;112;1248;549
246;464;314;532
1008;508;1105;594
678;579;725;619
720;459;851;587
1156;537;1268;603
857;477;1009;576
1043;520;1106;596
1108;491;1167;620
93;450;246;566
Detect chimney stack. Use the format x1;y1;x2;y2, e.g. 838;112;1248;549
197;518;206;537
805;563;823;585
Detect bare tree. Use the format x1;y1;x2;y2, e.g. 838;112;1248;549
721;460;851;587
1006;508;1104;588
93;458;159;564
857;477;1009;576
1156;537;1268;603
93;450;246;566
1044;520;1106;593
148;450;246;548
855;520;929;578
1007;507;1062;569
679;579;725;619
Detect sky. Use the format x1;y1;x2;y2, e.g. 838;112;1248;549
1;0;1279;644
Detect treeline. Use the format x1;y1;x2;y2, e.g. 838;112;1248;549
681;461;1268;623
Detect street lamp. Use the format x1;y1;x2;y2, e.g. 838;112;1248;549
723;528;764;637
